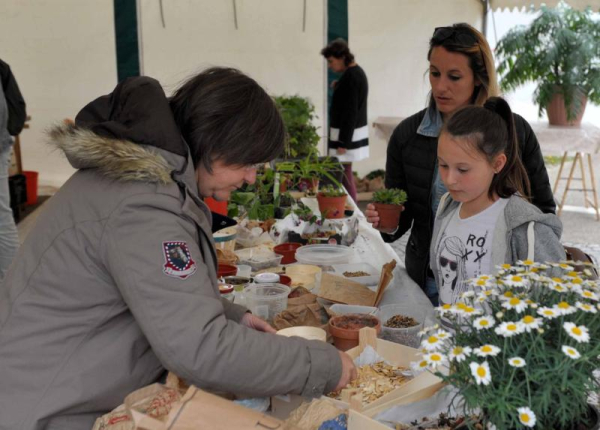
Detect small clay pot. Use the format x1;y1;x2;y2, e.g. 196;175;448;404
274;242;303;264
217;264;237;278
328;314;381;351
298;177;319;193
279;275;292;286
317;193;347;219
373;202;404;234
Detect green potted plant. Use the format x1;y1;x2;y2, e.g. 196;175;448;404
372;188;407;234
276;149;343;195
274;95;320;158
496;2;600;125
414;260;600;428
316;184;347;219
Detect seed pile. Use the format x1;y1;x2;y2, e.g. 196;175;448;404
385;314;419;328
343;270;370;277
327;362;409;405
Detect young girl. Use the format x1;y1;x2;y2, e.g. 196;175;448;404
430;97;564;306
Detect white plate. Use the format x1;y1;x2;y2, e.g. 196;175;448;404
332;262;380;286
295;244;354;266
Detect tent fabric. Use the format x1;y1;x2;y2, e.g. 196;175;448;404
491;0;600;11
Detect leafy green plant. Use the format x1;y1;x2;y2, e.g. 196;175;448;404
318;184;346;198
414;260;600;428
274;95;321;158
292;202;323;226
366;169;386;181
276;148;343;190
228;169;276;221
496;2;600;121
372;188;407;206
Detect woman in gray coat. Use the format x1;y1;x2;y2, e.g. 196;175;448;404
0;68;355;430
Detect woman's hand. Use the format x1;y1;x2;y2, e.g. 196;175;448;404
336;148;347;155
365;203;380;228
333;351;357;392
241;313;276;334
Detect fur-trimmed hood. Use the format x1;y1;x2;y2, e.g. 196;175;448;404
48;77;189;184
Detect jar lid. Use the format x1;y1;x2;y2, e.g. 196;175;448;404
254;272;280;283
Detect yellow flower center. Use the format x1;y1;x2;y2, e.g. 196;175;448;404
502;264;511;269
464;306;475;313
552;277;563;283
503;291;514;298
457;303;467;310
543;310;554;316
583;304;591;310
559;263;570;269
480;320;489;327
507;324;517;331
523;315;535;324
573;327;582;336
521;414;530;423
453;347;463;355
477;280;486;286
509;298;521;306
427;336;438;344
558;302;570;309
482;345;492;353
442;304;452;309
419;360;428;368
567;271;578;277
523;260;534;265
477;367;487;377
583;291;593;297
568;349;576;356
431;354;441;362
511;276;523;282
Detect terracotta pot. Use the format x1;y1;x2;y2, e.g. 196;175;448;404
328;314;381;351
316;193;347;219
217;264;237;278
547;90;587;126
373;202;404;234
273;242;303;264
279;275;292;286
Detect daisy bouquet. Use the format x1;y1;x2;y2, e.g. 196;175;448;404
412;260;600;429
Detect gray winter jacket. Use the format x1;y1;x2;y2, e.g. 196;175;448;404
430;193;565;291
0;77;341;430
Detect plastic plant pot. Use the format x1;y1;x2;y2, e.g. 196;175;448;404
373;202;404;234
217;264;238;278
273;242;303;264
316;193;347;219
328;314;381;351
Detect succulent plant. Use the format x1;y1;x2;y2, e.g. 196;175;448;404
372;188;407;206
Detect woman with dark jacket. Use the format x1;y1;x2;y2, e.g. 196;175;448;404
366;24;555;305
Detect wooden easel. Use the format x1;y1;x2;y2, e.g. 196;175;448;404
553;150;600;221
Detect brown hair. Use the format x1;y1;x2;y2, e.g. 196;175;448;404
428;23;499;108
442;97;531;200
321;38;355;66
170;67;285;172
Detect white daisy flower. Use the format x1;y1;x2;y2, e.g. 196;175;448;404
473;316;496;331
410;359;430;371
454;305;481;317
474;344;501;357
579;290;599;302
461;291;475;299
421;334;443;351
470;361;492;385
563;322;590;343
503;275;529;288
423;352;448;368
470;277;494;289
517;259;535;267
434;329;452;341
495;321;524;337
500;290;515;300
550;283;568;293
553;301;577;316
501;297;528;313
508;357;526;368
549;262;574;271
562;345;581;359
417;324;440;337
520;315;543;332
496;311;504;319
537;307;560;319
576;301;597;314
476;293;489;303
517;406;537;428
449;346;472;362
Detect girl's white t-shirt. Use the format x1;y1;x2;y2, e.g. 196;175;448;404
435;198;509;306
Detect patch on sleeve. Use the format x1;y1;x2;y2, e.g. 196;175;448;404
162;241;197;279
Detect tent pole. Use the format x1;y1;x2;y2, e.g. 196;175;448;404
482;0;489;37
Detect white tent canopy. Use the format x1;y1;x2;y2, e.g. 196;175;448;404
490;0;600;10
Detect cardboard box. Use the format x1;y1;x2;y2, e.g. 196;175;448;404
271;328;443;420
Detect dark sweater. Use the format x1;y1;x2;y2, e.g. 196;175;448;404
328;65;368;151
384;108;556;289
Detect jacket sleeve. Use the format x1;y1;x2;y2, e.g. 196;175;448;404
334;78;359;147
103;193;342;398
511;220;565;263
0;59;26;136
515;115;556;214
382;122;414;242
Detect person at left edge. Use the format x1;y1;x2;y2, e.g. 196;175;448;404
0;68;355;430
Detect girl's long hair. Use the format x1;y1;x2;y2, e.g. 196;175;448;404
442;97;531;200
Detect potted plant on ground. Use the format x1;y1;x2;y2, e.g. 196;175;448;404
316;184;347;219
496;3;600;126
413;260;600;428
372;188;407;234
